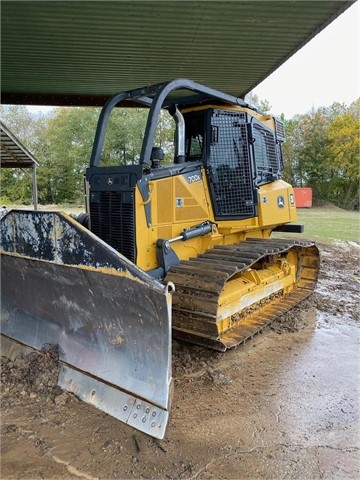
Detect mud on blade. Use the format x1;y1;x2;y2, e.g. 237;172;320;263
0;210;173;439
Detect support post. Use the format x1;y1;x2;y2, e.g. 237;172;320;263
32;165;38;210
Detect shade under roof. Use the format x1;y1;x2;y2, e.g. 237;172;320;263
1;1;354;107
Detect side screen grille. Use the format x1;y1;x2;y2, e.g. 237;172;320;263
252;121;281;184
90;191;136;263
208;110;255;219
275;117;286;142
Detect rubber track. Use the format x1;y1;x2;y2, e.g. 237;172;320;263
165;238;319;351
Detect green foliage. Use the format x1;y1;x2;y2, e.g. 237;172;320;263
1;105;175;204
0;106;42;204
281;100;359;210
326;100;360;210
37;107;100;203
101;108;146;166
281;118;299;186
101;109;174;166
245;92;272;113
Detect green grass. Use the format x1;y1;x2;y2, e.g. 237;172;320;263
290;206;360;243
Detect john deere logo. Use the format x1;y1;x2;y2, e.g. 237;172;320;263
277;196;285;208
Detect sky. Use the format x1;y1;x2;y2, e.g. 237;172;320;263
27;2;359;119
254;1;359;118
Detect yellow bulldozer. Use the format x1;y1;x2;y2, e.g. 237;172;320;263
0;79;319;438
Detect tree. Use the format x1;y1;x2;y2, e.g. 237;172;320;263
280;101;359;209
36;107;100;203
0;104;177;205
294;108;331;203
0;105;40;149
102;108;175;166
326;99;360;209
0;105;47;204
281;117;301;186
244;92;272;114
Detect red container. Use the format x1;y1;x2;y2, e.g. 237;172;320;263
294;188;313;208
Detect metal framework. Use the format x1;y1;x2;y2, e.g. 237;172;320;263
0;122;39;209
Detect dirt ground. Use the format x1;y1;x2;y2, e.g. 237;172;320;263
1;241;359;480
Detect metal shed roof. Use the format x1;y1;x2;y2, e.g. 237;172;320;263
1;1;354;107
0;122;39;169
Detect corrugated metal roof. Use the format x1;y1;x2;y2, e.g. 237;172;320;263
1;0;355;106
0;122;39;168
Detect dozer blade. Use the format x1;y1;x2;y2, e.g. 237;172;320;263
166;238;319;351
0;210;173;439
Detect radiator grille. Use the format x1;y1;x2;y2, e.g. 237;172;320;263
208;111;255;218
90;191;136;263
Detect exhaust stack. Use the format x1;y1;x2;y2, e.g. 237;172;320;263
169;104;185;164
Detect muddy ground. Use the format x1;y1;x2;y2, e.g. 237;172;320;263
1;241;359;480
